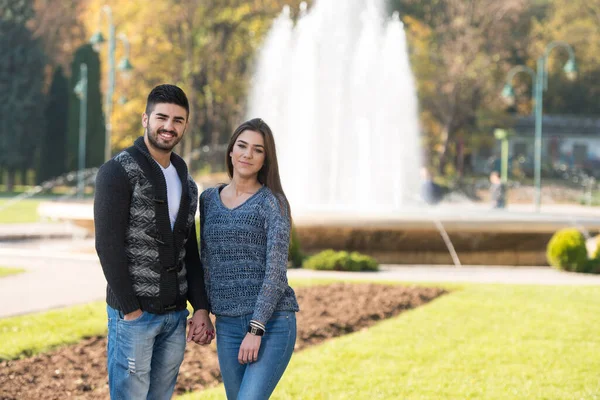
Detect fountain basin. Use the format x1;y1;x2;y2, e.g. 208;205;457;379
38;200;95;233
38;201;600;266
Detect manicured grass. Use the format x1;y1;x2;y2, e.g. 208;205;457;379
0;198;42;223
0;266;25;278
0;279;336;361
4;279;600;398
0;301;107;360
179;284;600;400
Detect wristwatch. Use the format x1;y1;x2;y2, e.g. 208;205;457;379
248;325;265;336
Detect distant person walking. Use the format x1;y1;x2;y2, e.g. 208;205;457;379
94;84;213;399
199;118;299;400
489;171;507;209
420;167;443;205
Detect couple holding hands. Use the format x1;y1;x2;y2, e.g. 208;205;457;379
94;84;298;399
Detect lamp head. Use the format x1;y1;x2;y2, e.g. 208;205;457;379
563;58;578;81
89;31;105;52
118;57;133;80
501;84;516;106
74;80;85;99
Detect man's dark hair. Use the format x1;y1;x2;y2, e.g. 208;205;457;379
145;84;189;118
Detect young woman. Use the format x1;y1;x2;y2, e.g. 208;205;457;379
198;118;299;400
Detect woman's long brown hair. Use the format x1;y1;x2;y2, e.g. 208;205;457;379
226;118;292;226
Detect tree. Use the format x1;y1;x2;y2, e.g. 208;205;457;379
31;0;87;73
529;0;600;115
0;0;47;190
37;66;69;184
391;0;528;175
83;0;309;169
66;44;104;172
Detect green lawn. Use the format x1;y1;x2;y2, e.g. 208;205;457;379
3;280;600;398
0;301;107;360
0;266;25;278
0;198;42;223
180;284;600;400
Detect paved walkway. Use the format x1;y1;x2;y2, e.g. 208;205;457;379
0;222;89;241
3;240;600;318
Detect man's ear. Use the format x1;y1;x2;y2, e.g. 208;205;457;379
142;112;148;128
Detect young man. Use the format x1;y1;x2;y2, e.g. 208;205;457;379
94;84;213;399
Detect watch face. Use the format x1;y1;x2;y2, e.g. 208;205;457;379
249;326;263;336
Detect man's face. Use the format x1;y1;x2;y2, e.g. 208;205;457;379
142;103;188;152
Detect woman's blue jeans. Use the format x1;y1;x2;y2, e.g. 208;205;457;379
106;305;189;400
216;311;297;400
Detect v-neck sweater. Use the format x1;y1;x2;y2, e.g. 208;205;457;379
199;186;299;324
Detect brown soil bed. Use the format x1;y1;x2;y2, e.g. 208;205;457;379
0;283;446;399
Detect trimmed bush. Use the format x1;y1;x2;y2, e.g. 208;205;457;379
588;240;600;274
546;229;589;272
303;250;379;272
288;226;305;268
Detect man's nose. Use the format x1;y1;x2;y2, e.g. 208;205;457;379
164;119;175;131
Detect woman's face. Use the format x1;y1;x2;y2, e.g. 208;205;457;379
230;129;266;179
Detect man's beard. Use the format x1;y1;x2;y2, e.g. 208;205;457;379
146;124;184;152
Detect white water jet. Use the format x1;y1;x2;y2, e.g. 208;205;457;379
248;0;421;212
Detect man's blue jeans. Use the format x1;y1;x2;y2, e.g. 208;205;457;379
216;311;296;400
106;305;189;399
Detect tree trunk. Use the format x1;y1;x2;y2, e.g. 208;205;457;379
20;167;28;186
456;137;464;179
6;169;15;192
437;124;451;175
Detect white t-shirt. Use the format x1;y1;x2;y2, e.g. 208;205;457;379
159;162;182;230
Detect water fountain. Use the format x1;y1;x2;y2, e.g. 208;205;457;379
246;0;600;266
249;0;421;211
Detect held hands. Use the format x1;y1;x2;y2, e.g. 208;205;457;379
187;309;215;345
238;333;262;364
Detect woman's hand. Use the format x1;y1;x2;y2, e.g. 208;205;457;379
187;310;215;345
238;333;262;364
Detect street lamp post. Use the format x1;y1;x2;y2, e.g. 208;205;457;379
501;41;577;212
90;5;133;162
74;63;88;199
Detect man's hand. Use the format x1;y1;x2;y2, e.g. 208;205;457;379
238;333;261;364
123;309;143;321
187;309;214;345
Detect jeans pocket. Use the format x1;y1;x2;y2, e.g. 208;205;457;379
118;310;145;323
269;311;293;320
266;312;295;334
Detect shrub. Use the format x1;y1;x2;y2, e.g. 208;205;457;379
546;229;589;272
588;240;600;274
303;249;379;272
288;225;305;268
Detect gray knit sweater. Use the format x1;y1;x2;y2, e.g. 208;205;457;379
200;185;299;324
